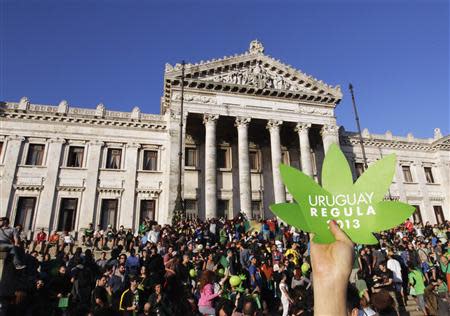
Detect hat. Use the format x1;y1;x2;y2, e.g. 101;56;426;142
249;255;255;261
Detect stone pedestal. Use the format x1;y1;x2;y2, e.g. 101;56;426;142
235;117;252;218
267;120;285;204
203;114;219;219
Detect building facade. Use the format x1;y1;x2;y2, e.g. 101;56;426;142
1;40;449;235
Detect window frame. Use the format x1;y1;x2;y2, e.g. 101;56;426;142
105;147;123;169
217;146;232;170
57;198;78;232
25;143;46;166
0;140;4;164
424;166;435;184
249;149;261;172
184;146;198;169
411;204;423;225
142;149;158;171
66;145;85;168
402;165;414;183
14;196;37;231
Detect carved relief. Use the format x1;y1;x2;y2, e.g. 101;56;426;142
235;117;251;127
172;92;216;104
321;124;339;137
295;123;311;133
266;120;283;131
204;61;306;92
202;114;219;125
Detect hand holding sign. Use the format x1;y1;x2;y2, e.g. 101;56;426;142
270;144;415;244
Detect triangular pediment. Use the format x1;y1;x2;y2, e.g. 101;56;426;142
164;40;342;101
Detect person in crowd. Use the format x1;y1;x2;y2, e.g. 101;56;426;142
33;227;47;254
0;216;26;269
198;270;222;315
119;275;144;315
0;211;448;316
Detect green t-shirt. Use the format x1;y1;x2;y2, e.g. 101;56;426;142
408;270;425;295
437;282;448;294
355;279;368;292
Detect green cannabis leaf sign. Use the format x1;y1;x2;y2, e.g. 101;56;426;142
270;144;415;244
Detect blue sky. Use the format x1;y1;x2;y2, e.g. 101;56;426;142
1;0;448;138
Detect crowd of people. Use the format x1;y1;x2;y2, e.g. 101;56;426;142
0;213;449;316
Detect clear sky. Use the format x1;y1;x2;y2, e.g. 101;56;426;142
1;0;448;138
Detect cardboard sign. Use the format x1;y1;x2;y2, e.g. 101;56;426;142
270;144;414;244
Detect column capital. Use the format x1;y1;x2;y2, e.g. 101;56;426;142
203;113;219;125
235;117;251;127
48;137;66;144
320;124;339;137
266;120;283;131
295;123;311;133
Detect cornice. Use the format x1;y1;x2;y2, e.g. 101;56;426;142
1;102;167;131
340;132;450;152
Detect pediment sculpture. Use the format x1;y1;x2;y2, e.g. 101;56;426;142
203;61;308;92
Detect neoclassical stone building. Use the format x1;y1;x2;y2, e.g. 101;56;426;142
1;41;448;235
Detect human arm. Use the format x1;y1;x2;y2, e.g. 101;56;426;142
311;220;353;316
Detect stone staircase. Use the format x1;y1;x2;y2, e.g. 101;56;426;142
400;296;422;316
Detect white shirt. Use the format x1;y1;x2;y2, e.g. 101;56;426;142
387;258;402;282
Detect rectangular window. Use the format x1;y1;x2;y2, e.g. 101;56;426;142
217;148;229;169
251;201;262;219
140;200;155;222
402;165;413;183
424;167;435;184
58;198;77;232
100;199;118;230
217;200;229;219
185;199;197;217
26;144;45;166
355;163;365;178
433;206;445;225
412;205;423;225
67;146;84;168
143;150;158;171
106;148;122;169
281;150;290;165
0;141;3;157
14;197;36;230
250;150;260;171
185;148;197;167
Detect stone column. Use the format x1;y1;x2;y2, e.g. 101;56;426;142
321;124;340;153
0;135;24;217
267;120;285;204
79;140;103;229
203;114;219;219
235;117;252;218
295;123;313;177
120;143;140;229
35;138;65;230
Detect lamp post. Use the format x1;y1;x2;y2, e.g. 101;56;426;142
349;83;368;169
172;61;186;224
